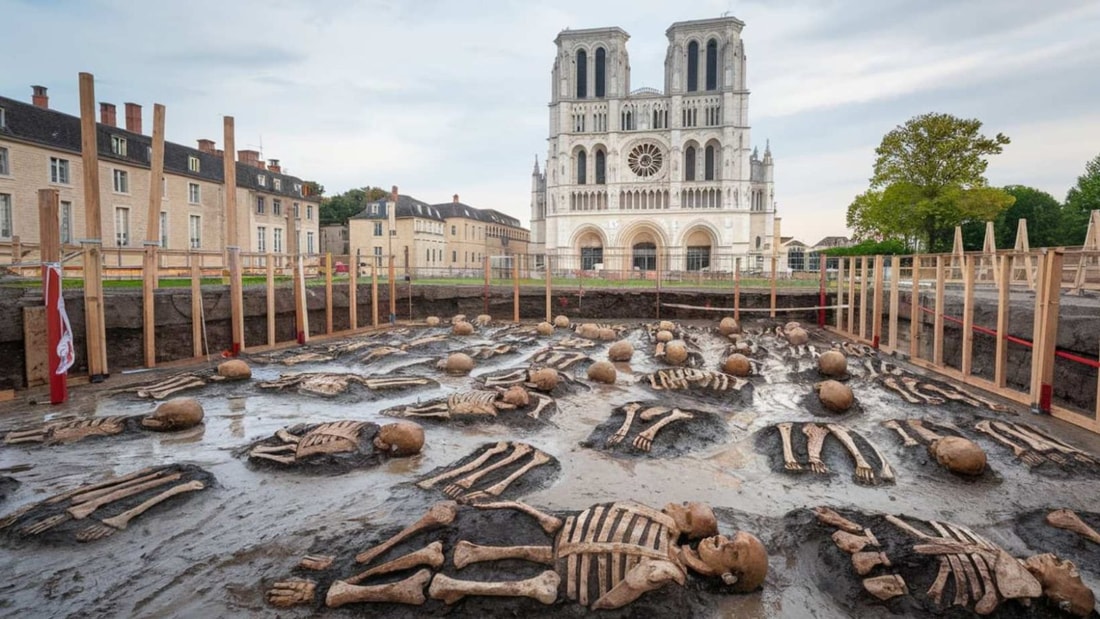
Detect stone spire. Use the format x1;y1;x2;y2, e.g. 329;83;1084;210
533;154;540;175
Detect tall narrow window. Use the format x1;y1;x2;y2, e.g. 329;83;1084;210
113;169;129;193
704;145;716;181
188;182;200;204
0;147;9;175
595;47;606;98
189;215;202;248
61;201;72;244
274;228;283;253
705;39;718;90
684;147;696;181
595;150;606;184
575;49;588;98
687;41;699;92
257;226;267;252
50;158;70;184
159;211;168;248
576;150;587;185
307;231;314;253
0;193;12;238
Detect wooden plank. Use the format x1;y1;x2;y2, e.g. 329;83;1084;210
325;253;333;334
951;226;964;280
871;255;883;346
349;251;358;330
846;257;856;334
995;255;1010;387
223;117;243;354
79;72;108;378
835;256;844;330
142;248;156;367
38;188;65;402
961;255;975;376
191;261;203;357
769;256;777;318
1033;250;1063;412
910;256;921;358
371;263;379;328
982;221;997;287
887;255;900;351
23;307;48;387
296;253;310;343
1029;251;1050;405
933;255;945;366
545;255;552;323
857;256;867;339
266;254;275;346
513;254;520;323
734;257;741;323
389;254;397;321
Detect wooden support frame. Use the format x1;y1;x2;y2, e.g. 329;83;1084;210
371;263;379;328
846;257;856;334
734;257;741;323
950;225;964;280
981;221;998;287
871;255;884;348
933;256;945;366
325;253;333;334
995;255;1010;387
223;117;244;354
78;72;108;378
769;256;777;318
544;255;552;323
349;252;358;330
1013;219;1035;289
512;254;520;323
961;255;976;376
191;261;203;357
887;255;900;351
835;256;844;330
141;103;166;368
266;255;276;346
910;256;921;358
1030;250;1063;412
38;189;66;402
859;256;869;339
388;254;397;322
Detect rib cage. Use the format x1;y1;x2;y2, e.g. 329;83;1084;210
295;421;366;459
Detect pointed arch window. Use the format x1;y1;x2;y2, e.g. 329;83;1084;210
704;145;716;181
684;146;696;181
705;39;718;90
595;48;606;98
686;41;699;92
595;149;606;184
576;49;587;98
576;150;587;185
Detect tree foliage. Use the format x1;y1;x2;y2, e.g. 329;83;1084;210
1062;153;1100;246
319;186;388;226
847;112;1014;252
820;238;908;257
962;185;1064;250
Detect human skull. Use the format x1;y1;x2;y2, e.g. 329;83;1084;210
663;502;718;540
501;385;530;407
142;397;204;431
1025;553;1095;617
372;421;425;456
529;368;559;392
695;532;769;593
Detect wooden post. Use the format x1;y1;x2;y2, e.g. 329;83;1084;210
961;255;976;376
871;255;884;348
191;261;203;357
846;257;856;335
733;257;741;323
266;254;275;346
141;103;166;368
544;255;552;323
483;254;491;317
1012;218;1035;289
39;189;67;403
513;254;520;323
324;253;333;334
982;221;998;287
1072;210;1099;291
817;254;827;327
79;72;108;379
835;256;844;330
888;256;900;351
223;116;244;354
859;256;869;339
933;255;945;366
769;256;777;318
951;225;964;280
349;250;358;330
388;254;396;322
1030;250;1063;412
656;251;662;320
995;255;1010;387
287;215;306;344
371;263;379;328
909;256;920;358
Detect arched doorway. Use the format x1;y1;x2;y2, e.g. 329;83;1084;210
633;242;656;271
683;227;714;271
575;228;604;271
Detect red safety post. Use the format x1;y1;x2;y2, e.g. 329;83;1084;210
39;189;69;404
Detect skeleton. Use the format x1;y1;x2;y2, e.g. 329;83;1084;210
975;419;1097;469
644;368;747;392
601;403;695;453
554;336;597;349
133;372;211;399
529;349;590;370
384;389;555;421
415;442;555;504
458;343;518;360
257;372;434;397
769;423;892;484
0;464;211;543
4;416;127;445
880;374;1009;412
480;366;577;392
248;421;368;465
1046;509;1100;544
356;345;408;364
827;424;884;484
882;420;918;446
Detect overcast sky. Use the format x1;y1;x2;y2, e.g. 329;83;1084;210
4;0;1099;243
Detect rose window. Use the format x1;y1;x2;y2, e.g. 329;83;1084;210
627;143;664;178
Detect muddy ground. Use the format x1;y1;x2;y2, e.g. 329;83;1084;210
1;318;1099;618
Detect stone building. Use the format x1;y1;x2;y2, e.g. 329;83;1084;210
530;16;778;274
0;86;320;260
347;191;529;277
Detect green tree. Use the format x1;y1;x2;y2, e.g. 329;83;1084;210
848;112;1014;252
319;186;388;226
304;181;325;197
1062;153;1100;246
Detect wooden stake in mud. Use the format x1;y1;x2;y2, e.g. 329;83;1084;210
544;255;552;323
888;255;900;351
871;255;884;348
836;256;844;330
995;255;1010;387
769;256;777;318
1031;250;1063;413
223;116;244;354
909;256;920;359
191;261;203;357
859;256;869;340
142;103;166;367
483;255;491;317
325;253;333;334
38;189;67;403
961;255;976;376
78;72;108;379
388;254;396;323
266;254;275;346
513;254;520;323
847;257;856;335
656;251;662;320
817;255;826;327
933;255;945;367
371;262;379;328
349;250;358;330
734;257;741;323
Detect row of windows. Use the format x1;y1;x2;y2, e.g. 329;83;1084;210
256;196;313;219
571;142;722;184
572;37;722;100
686;39;720;92
108;135;202;175
568;107;678;133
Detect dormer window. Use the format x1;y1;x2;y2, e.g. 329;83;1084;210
188;156;200;173
257;174;266;187
274;178;282;191
111;135;127;156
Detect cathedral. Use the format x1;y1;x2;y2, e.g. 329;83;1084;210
530;16;777;273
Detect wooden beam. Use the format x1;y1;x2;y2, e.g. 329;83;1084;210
1013;219;1034;289
513;254;520;323
349;252;358;330
79;72;108;378
389;254;397;321
995;254;1010;387
961;255;975;376
872;255;884;348
1031;250;1063;412
734;257;741;323
769;256;777;318
36;189;62;399
266;254;276;346
325;253;333;334
981;220;998;287
371;262;379;328
847;257;856;335
951;225;964;280
223;117;243;354
191;261;203;357
887;255;900;351
835;256;844;330
859;256;869;339
545;255;552;323
933;255;945;366
909;256;920;358
141;106;165;368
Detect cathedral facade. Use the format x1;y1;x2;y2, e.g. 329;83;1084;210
530;16;777;273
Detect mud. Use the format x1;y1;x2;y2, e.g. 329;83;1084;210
1;318;1099;617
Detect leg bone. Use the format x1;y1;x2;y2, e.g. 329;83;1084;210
428;570;560;605
777;423;803;472
453;541;554;569
416;442;509;489
355;501;458;565
326;568;432;608
346;542;445;585
471;500;563;534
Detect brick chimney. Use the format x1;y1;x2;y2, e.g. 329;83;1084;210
391;185;399;202
453;194;459;204
100;102;117;127
237;149;260;167
267;159;281;173
197;139;216;154
31;85;49;108
124;102;142;134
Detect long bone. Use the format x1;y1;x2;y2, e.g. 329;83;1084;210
361;377;432;389
428;570;560;605
1018;425;1098;464
355;501;458;564
526;393;554;419
883;377;922;404
927;558;952;606
67;473;183;520
69;470;169;504
974;420;1044;466
461;451;552;502
920;383;983;408
802;423;830;474
471;501;563;534
901;378;946;405
444;443;534;497
416;442;509;489
882;420;918;446
813;507;863;534
632;409;693;452
344;542;445;585
325;568;432;608
992;422;1070;465
453;541;554;569
777;423;802;471
826;424;875;484
75;480;205;541
1046;509;1100;544
864;436;896;482
905;419;945;444
42;468;164;506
